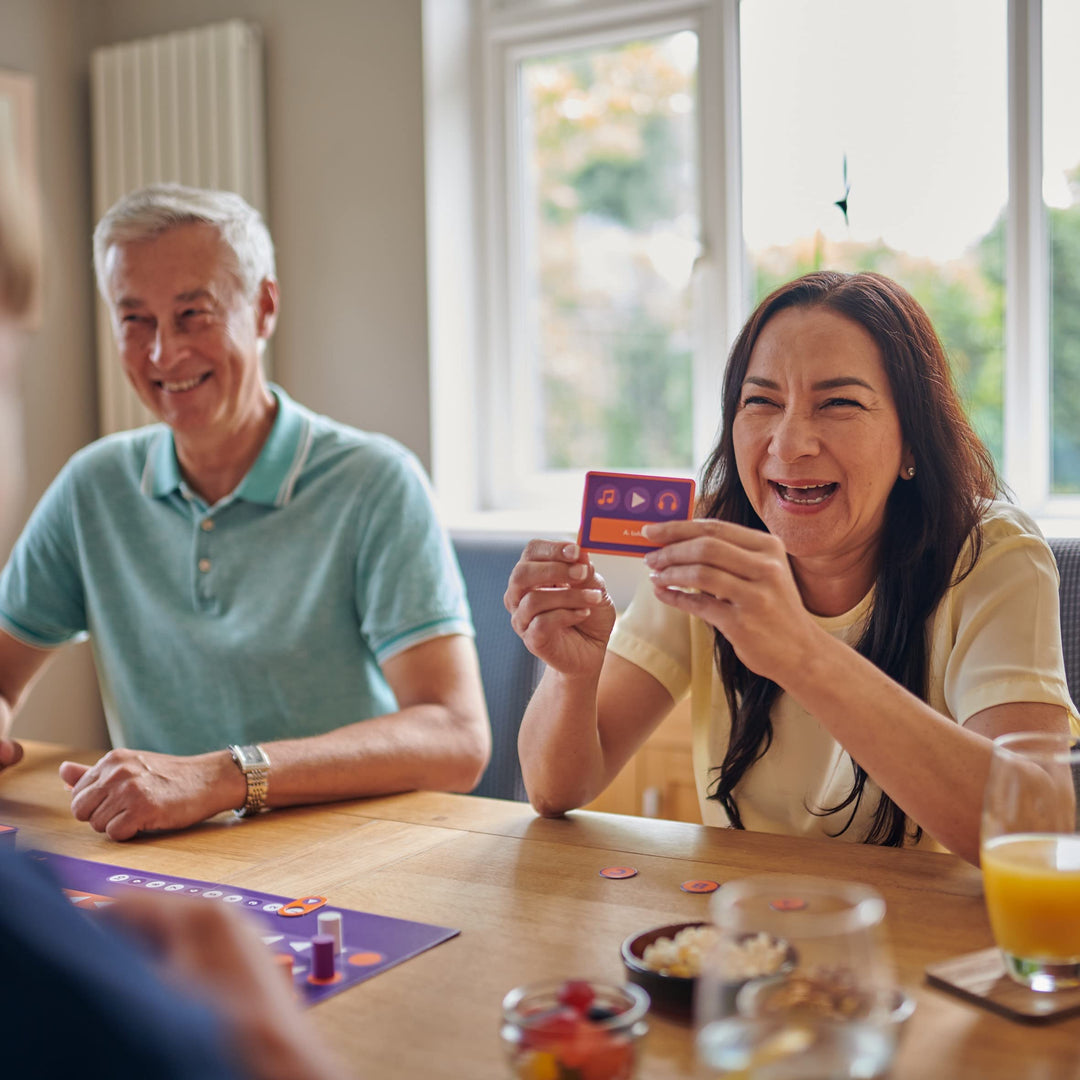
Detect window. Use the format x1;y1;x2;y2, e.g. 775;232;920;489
741;0;1007;463
1045;0;1080;494
519;32;700;474
454;0;738;523
426;0;1074;529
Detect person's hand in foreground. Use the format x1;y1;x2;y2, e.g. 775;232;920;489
107;891;352;1080
0;734;23;775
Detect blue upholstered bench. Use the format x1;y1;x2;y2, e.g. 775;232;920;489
1049;538;1080;706
453;535;543;800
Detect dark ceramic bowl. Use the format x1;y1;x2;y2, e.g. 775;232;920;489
621;921;797;1023
620;921;709;1022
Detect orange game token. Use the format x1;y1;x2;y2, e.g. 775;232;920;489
347;951;385;967
277;894;329;917
680;879;720;894
273;952;295;983
769;897;808;911
306;971;344;986
599;866;638;879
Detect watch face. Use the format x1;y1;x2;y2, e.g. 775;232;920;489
233;745;269;770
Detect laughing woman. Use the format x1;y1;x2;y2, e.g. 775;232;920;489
504;271;1077;865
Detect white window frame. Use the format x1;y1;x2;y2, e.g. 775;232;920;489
425;0;1074;534
1010;0;1080;532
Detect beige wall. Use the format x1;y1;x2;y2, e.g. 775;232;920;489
0;0;432;749
1;0;106;748
93;0;432;463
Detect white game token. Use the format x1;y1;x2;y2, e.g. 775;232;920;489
317;910;345;954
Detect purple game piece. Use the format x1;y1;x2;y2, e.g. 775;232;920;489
311;934;336;981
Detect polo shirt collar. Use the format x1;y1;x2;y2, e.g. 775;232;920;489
140;384;313;508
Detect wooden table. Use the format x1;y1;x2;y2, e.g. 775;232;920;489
1;741;1074;1078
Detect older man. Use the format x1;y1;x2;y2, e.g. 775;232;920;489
0;184;490;840
0;181;350;1080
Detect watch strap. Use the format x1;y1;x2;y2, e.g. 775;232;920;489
228;744;270;817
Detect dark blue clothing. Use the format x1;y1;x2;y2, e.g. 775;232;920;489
0;850;244;1080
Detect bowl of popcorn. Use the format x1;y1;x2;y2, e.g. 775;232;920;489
620;921;795;1021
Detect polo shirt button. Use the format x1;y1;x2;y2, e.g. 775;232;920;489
201;519;215;532
198;558;211;573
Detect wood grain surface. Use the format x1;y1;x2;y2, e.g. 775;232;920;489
2;741;1077;1079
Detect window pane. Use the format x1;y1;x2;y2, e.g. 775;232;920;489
741;0;1007;466
1046;0;1080;493
520;32;700;471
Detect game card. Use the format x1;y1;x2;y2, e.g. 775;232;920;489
578;470;696;557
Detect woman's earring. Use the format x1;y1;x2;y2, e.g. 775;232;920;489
906;465;916;479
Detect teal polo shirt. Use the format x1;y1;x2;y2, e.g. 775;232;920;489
0;386;473;755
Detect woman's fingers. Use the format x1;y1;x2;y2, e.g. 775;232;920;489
504;541;596;611
644;536;762;583
649;562;751;604
522;607;595;648
642;518;776;551
643;520;785;583
510;587;604;636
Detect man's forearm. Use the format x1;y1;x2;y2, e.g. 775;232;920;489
253;703;490;809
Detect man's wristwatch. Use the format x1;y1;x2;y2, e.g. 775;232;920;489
228;744;270;817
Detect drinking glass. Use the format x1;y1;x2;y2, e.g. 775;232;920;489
980;730;1080;991
695;875;909;1079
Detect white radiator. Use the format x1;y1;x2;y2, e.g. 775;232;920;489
90;19;267;436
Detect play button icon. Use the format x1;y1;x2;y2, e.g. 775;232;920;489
625;487;650;513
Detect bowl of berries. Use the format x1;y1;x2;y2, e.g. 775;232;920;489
500;977;650;1080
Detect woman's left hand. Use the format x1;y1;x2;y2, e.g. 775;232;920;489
641;518;822;684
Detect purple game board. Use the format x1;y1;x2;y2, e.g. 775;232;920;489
29;850;459;1006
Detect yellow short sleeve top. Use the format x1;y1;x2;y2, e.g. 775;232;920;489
607;502;1079;846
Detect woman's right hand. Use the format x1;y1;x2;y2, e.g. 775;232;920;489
504;540;616;677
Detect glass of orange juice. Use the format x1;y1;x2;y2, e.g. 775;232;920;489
981;731;1080;992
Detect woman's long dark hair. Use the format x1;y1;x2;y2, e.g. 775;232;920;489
700;271;998;846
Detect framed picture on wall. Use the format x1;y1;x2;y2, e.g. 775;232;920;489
0;69;41;329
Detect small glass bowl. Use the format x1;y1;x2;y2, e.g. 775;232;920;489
500;978;650;1080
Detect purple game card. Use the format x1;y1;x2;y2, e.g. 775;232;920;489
578;470;696;557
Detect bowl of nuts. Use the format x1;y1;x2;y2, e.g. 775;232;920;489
621;921;796;1022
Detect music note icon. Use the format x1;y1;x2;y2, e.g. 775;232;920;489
597;487;617;508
